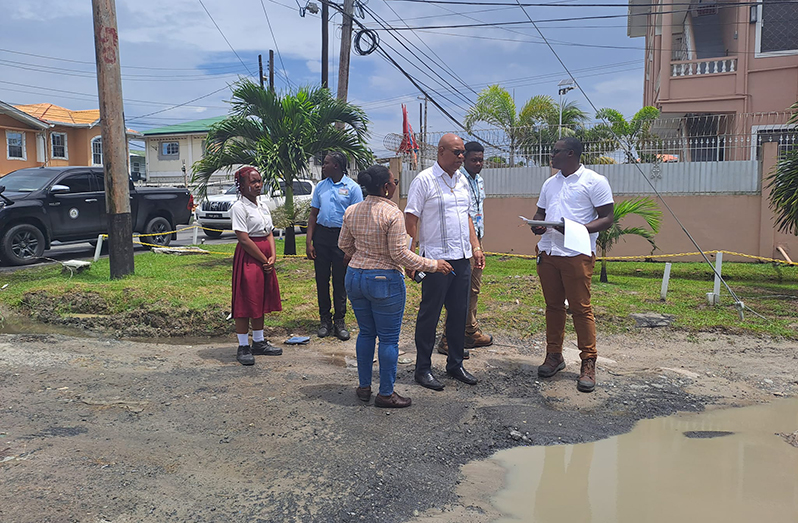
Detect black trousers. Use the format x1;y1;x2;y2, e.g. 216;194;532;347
414;257;472;374
313;225;347;322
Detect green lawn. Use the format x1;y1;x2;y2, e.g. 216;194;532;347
1;241;797;338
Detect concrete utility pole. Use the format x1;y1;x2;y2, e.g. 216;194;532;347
269;49;275;92
418;95;428;168
92;0;133;278
321;0;329;88
336;0;355;101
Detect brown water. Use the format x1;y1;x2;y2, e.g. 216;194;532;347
488;398;798;523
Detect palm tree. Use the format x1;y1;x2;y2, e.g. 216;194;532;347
766;102;798;236
465;87;590;166
596;197;662;283
593;107;660;163
518;96;589;165
193;80;371;254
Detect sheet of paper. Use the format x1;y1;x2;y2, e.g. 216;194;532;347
519;216;563;228
563;218;592;256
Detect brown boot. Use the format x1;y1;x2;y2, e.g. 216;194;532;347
465;330;494;348
537;352;565;378
437;336;469;359
577;358;596;393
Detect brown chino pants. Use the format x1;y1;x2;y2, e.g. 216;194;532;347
536;251;597;360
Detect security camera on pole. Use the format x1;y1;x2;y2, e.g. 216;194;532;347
557;78;575;139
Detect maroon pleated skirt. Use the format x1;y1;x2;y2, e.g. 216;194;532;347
231;237;282;318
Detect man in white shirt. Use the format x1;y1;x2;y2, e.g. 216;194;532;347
437;140;493;357
405;134;486;391
530;137;614;393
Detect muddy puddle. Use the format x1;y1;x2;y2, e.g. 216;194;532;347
0;305;94;338
480;398;798;522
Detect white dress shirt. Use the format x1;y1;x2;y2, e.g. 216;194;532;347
536;164;614;256
230;197;274;237
405;162;473;260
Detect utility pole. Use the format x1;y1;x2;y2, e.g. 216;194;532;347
258;54;264;89
92;0;133;278
418;102;423;169
418;95;428;168
321;0;329;88
268;49;275;92
336;0;355;101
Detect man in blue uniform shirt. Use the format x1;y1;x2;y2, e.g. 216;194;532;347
306;152;363;341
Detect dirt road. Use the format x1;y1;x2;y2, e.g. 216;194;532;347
1;328;796;522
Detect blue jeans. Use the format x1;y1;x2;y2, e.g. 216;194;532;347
345;267;406;397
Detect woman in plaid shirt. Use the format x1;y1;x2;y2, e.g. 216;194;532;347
339;165;452;408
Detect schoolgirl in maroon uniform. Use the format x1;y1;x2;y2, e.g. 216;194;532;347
230;166;283;365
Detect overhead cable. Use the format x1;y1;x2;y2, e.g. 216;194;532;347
197;0;255;77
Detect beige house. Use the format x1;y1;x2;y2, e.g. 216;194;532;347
141;116;226;187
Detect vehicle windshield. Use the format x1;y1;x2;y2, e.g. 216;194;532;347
224;186;237;195
0;170;51;192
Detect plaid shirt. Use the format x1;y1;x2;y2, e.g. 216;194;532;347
339;196;438;273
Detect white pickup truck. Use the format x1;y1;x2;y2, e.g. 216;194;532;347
196;179;315;238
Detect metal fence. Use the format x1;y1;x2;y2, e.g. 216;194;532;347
386;111;797;168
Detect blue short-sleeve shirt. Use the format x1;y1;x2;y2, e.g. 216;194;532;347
311;175;363;228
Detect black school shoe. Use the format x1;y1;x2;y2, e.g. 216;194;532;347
252;340;282;356
334;319;351;341
236;345;255;366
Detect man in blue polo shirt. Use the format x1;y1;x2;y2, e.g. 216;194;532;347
306;151;363;341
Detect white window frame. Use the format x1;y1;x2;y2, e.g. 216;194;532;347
51;132;68;160
755;0;798;58
158;140;180;160
6;130;26;160
91;136;103;166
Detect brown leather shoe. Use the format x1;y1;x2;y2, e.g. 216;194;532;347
465;331;494;348
577;358;596;393
374;392;412;408
356;386;372;402
437;336;470;359
537;352;565;378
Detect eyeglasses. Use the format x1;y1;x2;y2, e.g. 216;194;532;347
551;148;571;156
450;149;465;157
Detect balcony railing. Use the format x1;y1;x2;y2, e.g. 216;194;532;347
671;57;737;77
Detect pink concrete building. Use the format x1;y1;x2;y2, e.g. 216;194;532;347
628;0;798;115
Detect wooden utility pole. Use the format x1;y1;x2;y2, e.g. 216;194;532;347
336;0;355;101
269;49;275;92
92;0;133;278
321;0;329;88
258;54;264;89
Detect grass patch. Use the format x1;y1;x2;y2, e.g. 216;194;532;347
1;244;797;339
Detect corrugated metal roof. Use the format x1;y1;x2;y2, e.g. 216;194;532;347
141;116;227;136
15;103;100;126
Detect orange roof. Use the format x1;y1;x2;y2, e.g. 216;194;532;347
14;103;100;127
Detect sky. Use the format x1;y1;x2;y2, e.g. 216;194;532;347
1;0;647;156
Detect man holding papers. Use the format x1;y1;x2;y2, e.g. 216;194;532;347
529;137;614;393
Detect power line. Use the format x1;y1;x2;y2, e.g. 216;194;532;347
378;0;477;96
260;0;295;88
0;79;230;109
127;84;232;122
197;0;255;77
388;0;788;6
0;47;248;72
359;3;476;107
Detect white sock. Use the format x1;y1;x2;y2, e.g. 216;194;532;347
237;333;249;346
252;330;265;342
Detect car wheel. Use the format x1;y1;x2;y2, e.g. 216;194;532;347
2;224;46;266
144;217;172;248
203;228;223;239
